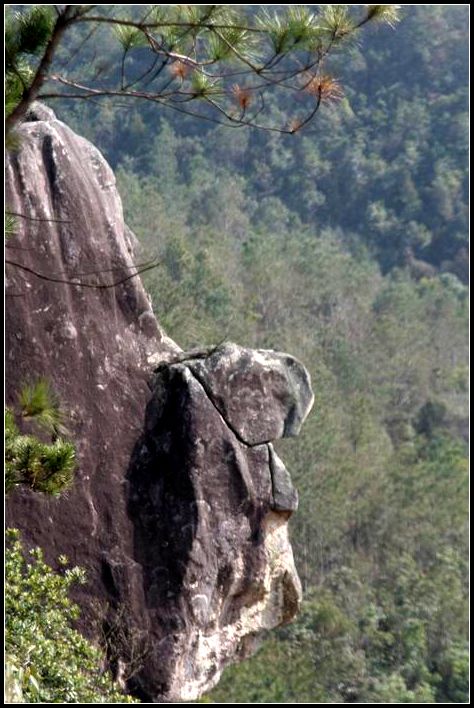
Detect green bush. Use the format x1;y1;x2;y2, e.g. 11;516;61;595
5;529;137;703
5;408;75;495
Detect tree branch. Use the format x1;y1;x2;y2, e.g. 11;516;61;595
6;6;77;136
6;210;71;224
5;258;161;289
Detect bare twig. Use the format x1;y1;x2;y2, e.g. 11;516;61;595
5;258;161;289
6;210;71;224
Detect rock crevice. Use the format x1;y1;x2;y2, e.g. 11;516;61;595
183;359;255;449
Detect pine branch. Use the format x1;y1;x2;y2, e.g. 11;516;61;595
6;6;77;135
6;5;402;137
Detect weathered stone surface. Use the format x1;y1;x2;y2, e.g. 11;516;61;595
128;361;304;701
5;106;179;686
25;100;58;122
5;107;313;702
269;444;299;512
185;342;314;446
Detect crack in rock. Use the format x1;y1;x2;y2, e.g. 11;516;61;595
183;364;256;449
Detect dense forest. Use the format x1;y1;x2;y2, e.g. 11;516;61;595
7;4;469;703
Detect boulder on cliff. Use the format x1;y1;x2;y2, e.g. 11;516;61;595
5;106;313;702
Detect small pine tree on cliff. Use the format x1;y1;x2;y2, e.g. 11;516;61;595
5;382;136;702
5;379;74;495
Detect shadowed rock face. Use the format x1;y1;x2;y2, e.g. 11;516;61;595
5;106;313;702
128;346;312;700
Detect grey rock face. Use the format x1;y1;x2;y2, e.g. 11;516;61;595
269;444;299;512
184;342;314;446
5;109;313;702
129;350;310;700
25;100;58;123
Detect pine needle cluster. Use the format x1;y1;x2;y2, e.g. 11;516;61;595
19;378;68;437
5;5;401;136
5;380;75;496
5;5;55;117
5;213;18;239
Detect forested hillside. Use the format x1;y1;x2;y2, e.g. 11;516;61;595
61;5;468;281
16;4;469;703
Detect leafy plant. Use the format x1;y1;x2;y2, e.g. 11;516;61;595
5;529;137;703
5;423;75;495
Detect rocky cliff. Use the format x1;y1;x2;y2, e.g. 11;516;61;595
5;106;314;702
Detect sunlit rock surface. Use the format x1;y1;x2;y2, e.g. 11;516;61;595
5;106;313;702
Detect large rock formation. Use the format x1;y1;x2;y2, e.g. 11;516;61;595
5;106;314;702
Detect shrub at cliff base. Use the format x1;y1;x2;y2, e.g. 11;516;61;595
5;529;137;704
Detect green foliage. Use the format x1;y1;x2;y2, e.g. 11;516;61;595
113;24;147;52
65;6;467;278
6;380;75;495
114;155;467;703
5;529;137;703
5;5;55;116
5;409;75;495
257;6;319;55
6;3;403;139
366;5;402;28
318;4;356;39
209;541;468;703
5;212;18;238
116;147;467;704
5;5;55;61
6;4;467;704
18;378;67;436
5;55;34;118
206;24;253;63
